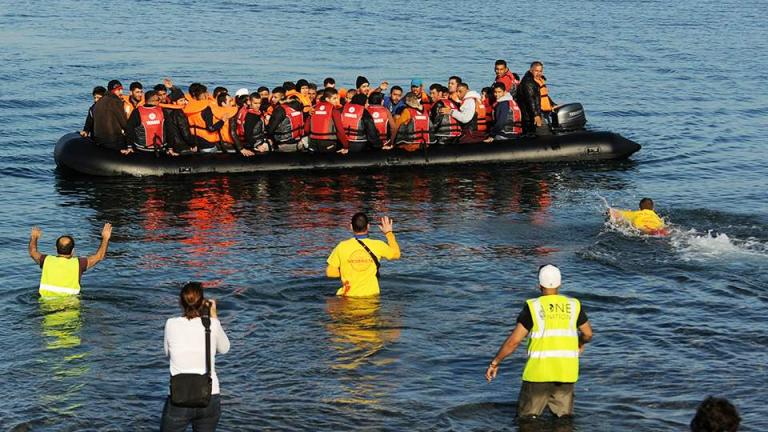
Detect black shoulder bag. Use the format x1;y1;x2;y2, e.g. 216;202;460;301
170;316;212;407
355;238;380;278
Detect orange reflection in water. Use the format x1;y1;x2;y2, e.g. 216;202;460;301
179;178;239;285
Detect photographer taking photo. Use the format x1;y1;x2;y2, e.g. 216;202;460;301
161;282;230;431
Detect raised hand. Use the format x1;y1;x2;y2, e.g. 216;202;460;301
31;226;42;240
379;216;393;233
101;223;112;240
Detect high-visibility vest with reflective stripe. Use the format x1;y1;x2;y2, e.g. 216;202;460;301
522;294;580;383
39;256;81;297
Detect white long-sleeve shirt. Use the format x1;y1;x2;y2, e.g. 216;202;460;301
450;91;481;124
164;316;230;394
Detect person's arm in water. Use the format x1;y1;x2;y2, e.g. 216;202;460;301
29;226;43;265
485;323;529;382
378;216;400;260
86;223;112;269
609;208;636;224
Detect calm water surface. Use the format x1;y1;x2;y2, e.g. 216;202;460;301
1;0;767;430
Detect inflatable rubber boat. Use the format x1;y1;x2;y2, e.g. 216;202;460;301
55;130;640;177
55;103;641;177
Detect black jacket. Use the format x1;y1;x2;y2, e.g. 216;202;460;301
163;107;193;152
266;99;305;143
515;71;541;123
360;110;383;149
92;93;127;149
231;110;267;151
82;103;96;135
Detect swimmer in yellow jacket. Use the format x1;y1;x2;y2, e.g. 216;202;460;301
609;197;667;235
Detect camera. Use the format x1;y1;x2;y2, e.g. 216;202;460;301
200;300;211;318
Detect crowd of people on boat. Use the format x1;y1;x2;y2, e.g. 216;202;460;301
81;60;560;157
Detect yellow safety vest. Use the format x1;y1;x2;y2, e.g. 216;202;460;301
39;256;81;297
522;294;580;383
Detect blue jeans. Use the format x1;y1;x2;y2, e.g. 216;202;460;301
160;394;221;432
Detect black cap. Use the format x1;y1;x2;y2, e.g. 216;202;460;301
107;80;123;92
356;75;369;89
169;87;185;102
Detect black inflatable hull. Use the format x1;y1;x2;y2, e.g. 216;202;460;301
55;131;640;177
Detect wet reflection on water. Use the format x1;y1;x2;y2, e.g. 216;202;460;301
38;296;89;417
324;297;401;406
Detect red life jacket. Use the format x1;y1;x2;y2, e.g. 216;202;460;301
396;107;431;148
309;101;337;141
235;106;264;143
279;103;304;141
137;105;164;149
499;99;523;136
366;105;390;143
341;103;366;143
433;98;462;138
235;106;249;141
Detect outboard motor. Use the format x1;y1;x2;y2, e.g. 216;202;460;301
550;103;587;133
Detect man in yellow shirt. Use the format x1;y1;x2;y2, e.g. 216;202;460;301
29;223;112;297
326;213;400;297
609;197;666;235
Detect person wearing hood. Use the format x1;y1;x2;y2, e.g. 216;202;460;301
92;79;129;150
438;82;488;143
485;82;523;142
393;92;433;152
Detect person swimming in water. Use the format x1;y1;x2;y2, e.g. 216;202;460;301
609;197;666;235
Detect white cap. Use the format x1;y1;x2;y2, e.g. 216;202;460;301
235;88;249;97
538;264;561;289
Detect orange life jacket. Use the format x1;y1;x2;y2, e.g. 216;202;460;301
534;77;553;112
286;90;312;112
462;97;488;136
123;95;144;118
209;103;237;144
183;99;219;143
